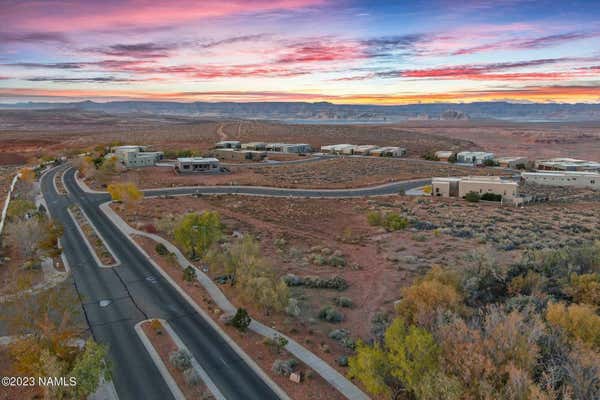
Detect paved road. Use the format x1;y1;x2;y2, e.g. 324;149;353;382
142;178;430;198
42;167;281;400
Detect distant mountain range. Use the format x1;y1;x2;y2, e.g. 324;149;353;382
2;100;600;122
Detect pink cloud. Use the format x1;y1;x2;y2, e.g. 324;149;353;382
2;0;326;32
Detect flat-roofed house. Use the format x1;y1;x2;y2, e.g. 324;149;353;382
432;176;519;202
108;145;163;168
213;149;267;161
320;144;356;154
432;177;461;197
215;141;241;149
456;151;495;165
353;145;380;155
371;146;407;157
495;156;529;169
241;142;267;151
458;176;518;200
535;158;600;172
175;157;221;173
522;171;600;189
266;143;312;153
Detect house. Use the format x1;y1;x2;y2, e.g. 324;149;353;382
521;171;600;189
495;156;529;169
175;157;221;173
434;151;455;161
534;158;600;172
432;176;519;202
266;143;312;153
215;141;241;149
353;145;380;155
370;147;407;157
241;142;267;151
456;151;495;165
458;176;518;200
320;144;356;154
214;149;267;161
432;177;461;197
108;145;163;168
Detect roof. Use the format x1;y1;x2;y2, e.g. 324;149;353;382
177;157;219;163
495;156;527;162
523;171;600;177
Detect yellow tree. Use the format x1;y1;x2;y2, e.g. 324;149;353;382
19;167;36;183
107;182;143;208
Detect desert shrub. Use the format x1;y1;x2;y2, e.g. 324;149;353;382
564;273;600;306
383;214;409;231
318;306;343;323
282;274;303;286
264;334;288;353
169;349;192;371
422;152;439;161
183;368;201;386
546;302;600;349
231;308;251;332
328;329;350;341
155;243;169;256
464;191;480;202
272;359;297;376
7;199;36;219
334;296;353;308
183;266;196;282
285;298;301;317
483;159;499;167
481;193;502;202
366;211;384;226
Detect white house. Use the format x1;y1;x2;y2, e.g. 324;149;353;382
522;171;600;189
456;151;495;165
175;157;221;173
108;145;163;168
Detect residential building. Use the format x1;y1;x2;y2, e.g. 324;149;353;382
215;141;241;149
522;171;600;189
370;146;407;157
320;144;356;154
431;177;461;197
241;142;267;151
175;157;221;173
213;149;266;161
108;145;163;168
266;143;312;153
534;158;600;172
495;156;529;169
353;145;380;155
434;151;455;161
456;151;495;165
432;176;519;202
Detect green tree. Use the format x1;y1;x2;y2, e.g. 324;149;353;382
464;191;480;202
173;211;222;259
7;199;36;219
70;339;111;399
231;308;251;332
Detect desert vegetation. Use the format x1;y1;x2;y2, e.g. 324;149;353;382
348;242;600;400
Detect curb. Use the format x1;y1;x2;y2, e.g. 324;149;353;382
134;321;185;400
67;207;120;268
161;319;226;400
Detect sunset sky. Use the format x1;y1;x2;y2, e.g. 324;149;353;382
1;0;600;104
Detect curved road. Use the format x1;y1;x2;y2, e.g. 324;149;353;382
42;167;281;400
